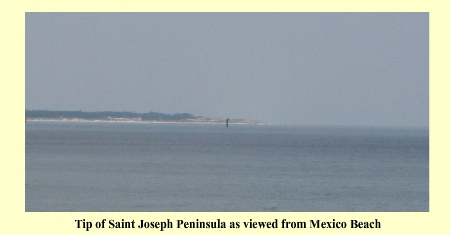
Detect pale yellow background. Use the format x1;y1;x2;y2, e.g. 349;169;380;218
2;1;446;234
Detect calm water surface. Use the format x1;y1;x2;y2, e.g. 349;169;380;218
25;122;429;212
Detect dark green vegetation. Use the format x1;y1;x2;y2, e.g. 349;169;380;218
25;110;199;121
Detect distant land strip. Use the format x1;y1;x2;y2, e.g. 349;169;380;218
25;110;265;125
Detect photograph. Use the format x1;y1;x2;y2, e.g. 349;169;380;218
25;12;428;212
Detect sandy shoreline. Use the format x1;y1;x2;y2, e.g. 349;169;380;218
25;118;266;125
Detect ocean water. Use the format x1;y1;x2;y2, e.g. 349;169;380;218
25;122;429;212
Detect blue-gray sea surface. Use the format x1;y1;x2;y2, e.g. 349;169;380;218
25;122;429;212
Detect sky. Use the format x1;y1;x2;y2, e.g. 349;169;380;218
25;13;428;127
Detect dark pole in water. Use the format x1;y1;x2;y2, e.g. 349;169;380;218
226;118;229;127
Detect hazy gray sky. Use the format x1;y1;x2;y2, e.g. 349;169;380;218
26;13;428;127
